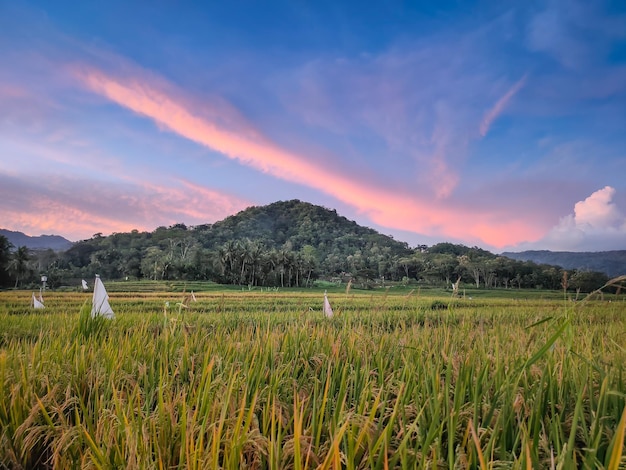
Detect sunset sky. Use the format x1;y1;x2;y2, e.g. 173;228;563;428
1;0;625;252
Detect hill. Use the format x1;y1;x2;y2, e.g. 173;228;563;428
58;200;414;286
8;199;618;292
202;199;411;254
501;250;626;278
0;229;73;251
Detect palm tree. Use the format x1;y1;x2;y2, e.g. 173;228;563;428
239;240;254;285
0;235;12;286
8;246;31;288
276;248;293;288
247;242;264;286
301;253;317;288
218;240;238;284
293;252;303;287
263;250;278;286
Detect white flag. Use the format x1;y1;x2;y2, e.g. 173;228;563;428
82;279;89;290
323;291;333;318
91;276;114;319
32;292;45;309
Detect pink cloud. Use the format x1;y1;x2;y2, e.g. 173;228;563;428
1;198;139;240
130;178;253;223
0;171;251;240
429;119;461;199
480;74;528;137
72;65;544;248
0;84;31;99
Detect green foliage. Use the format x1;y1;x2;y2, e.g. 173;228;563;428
75;300;110;339
428;242;471;256
0;234;12;287
7;246;31;288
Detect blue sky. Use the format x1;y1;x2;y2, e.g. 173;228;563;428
1;0;625;252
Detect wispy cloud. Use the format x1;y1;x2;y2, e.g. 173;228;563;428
3;1;624;251
271;24;538;202
526;0;626;69
73;64;545;247
480;74;527;137
75;67;319;183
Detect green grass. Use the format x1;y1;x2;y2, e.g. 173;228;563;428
0;288;624;469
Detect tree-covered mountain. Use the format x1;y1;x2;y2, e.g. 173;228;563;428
0;229;73;251
57;200;413;287
502;250;626;278
202;199;412;255
0;200;616;293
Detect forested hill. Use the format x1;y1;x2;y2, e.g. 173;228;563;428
204;200;411;254
57;200;414;286
2;200;617;291
501;250;626;278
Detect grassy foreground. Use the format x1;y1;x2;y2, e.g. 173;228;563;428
0;289;625;469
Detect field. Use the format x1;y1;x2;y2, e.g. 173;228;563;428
1;286;625;469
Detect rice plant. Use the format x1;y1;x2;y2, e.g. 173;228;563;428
0;287;624;468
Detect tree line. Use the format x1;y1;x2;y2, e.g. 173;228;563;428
0;234;611;294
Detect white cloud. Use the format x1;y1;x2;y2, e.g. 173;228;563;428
515;186;626;251
573;186;622;228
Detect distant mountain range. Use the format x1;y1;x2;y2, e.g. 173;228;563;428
501;250;626;278
0;229;73;251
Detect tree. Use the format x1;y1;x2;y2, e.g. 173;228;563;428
33;249;58;274
221;240;238;284
493;257;514;288
246;241;264;286
275;248;294;287
480;259;497;288
0;235;12;287
121;249;142;279
8;246;31;288
429;242;469;256
428;253;459;286
458;255;481;288
140;247;169;280
569;271;609;295
239;240;253;285
397;256;418;279
299;245;318;287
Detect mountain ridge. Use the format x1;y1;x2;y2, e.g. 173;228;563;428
501;250;626;278
0;229;73;251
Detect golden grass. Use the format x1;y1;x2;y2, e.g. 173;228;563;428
0;288;624;468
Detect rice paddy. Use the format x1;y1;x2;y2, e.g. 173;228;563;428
1;288;625;469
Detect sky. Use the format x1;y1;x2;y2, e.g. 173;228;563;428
1;0;625;253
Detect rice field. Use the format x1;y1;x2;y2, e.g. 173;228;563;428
0;288;625;469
